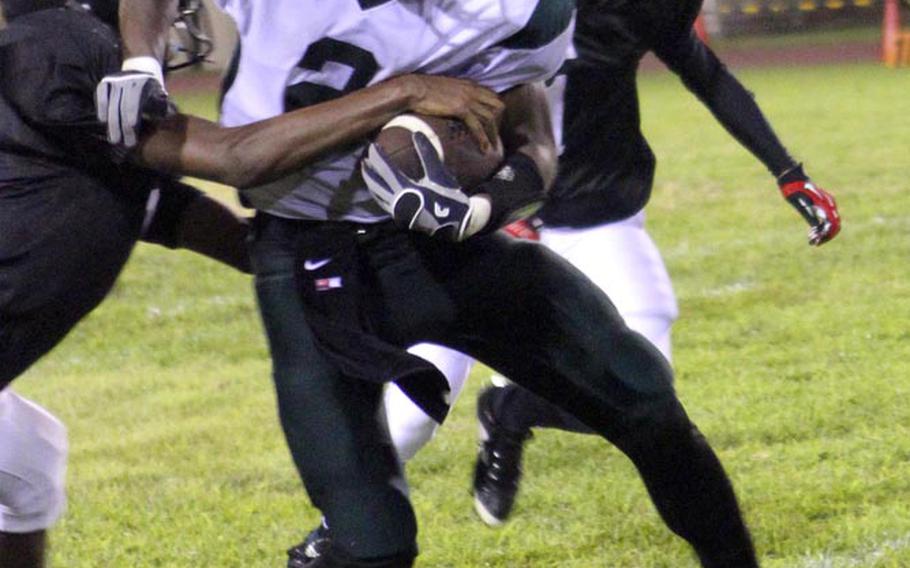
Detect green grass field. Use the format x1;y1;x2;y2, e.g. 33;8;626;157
11;61;910;567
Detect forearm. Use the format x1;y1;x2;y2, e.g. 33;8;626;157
468;82;556;233
498;83;557;188
135;77;425;188
660;34;798;177
695;68;796;177
119;0;177;62
142;179;252;273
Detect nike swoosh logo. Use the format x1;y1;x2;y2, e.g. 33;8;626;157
434;203;450;218
303;258;332;271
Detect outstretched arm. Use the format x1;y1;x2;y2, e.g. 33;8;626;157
131;75;503;189
655;31;840;245
655;31;797;178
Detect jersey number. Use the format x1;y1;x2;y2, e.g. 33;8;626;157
283;38;379;111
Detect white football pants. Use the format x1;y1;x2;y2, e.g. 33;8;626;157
385;211;678;463
0;389;68;533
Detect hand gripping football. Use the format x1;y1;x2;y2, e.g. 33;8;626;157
372;114;504;190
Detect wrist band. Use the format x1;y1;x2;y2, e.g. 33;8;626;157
469;152;545;233
122;56;166;89
777;162;808;185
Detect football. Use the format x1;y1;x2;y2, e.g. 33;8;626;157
373;114;504;190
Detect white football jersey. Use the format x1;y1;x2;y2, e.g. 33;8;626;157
215;0;574;221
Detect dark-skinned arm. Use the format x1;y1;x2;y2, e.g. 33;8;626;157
119;0;177;63
133;75;503;189
467;82;557;234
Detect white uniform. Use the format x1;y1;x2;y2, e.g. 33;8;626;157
0;389;68;533
384;53;678;464
216;0;573;222
211;0;574;464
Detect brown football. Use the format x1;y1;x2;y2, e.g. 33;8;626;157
373;114;504;190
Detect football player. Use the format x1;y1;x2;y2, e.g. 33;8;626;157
467;0;842;527
104;1;760;567
294;0;846;558
378;0;843;531
0;1;501;566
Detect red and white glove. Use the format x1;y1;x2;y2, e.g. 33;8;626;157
777;165;841;247
779;180;840;246
501;218;540;241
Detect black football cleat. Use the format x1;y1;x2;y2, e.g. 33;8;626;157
287;520;332;567
472;385;531;527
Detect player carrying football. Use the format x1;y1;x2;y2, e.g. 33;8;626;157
103;1;761;566
0;1;501;566
376;0;843;532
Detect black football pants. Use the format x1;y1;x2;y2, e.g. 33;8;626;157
0;179;207;390
251;215;756;567
0;182;144;388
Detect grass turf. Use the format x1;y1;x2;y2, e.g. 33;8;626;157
12;61;910;566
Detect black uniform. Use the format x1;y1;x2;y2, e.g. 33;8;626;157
471;1;802;548
539;0;798;227
0;6;202;388
496;0;807;434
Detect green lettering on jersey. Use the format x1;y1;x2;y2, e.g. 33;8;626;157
497;0;575;50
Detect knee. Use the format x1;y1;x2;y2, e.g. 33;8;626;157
611;394;699;456
0;412;68;533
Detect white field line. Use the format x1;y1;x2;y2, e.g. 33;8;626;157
146;294;248;319
794;532;910;568
698;280;756;298
660;214;904;264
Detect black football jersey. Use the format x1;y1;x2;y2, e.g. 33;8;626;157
0;6;155;199
539;0;798;228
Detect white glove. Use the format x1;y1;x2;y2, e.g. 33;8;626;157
362;131;486;242
95;57;170;147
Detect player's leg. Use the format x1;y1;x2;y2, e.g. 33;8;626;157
471;314;673;525
0;181;145;387
288;343;474;565
0;183;143;567
385;343;474;463
0;391;68;568
250;215;417;567
0;532;45;568
432;234;755;566
472;214;679;524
